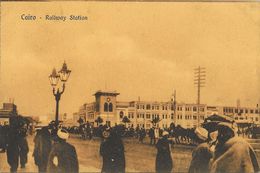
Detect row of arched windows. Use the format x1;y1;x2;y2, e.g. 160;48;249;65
104;102;113;112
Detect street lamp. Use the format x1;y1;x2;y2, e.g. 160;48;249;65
49;62;71;126
107;97;110;127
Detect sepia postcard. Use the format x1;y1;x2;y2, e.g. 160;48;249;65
0;1;260;173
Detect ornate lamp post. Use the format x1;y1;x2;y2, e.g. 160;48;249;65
49;62;71;126
107;97;110;127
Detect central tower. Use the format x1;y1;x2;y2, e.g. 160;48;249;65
94;90;120;126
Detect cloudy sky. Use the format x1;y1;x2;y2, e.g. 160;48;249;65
1;2;260;117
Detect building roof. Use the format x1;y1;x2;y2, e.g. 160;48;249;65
94;90;120;96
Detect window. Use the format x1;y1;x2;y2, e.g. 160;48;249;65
119;111;124;118
193;107;197;112
256;109;259;114
250;109;254;114
235;109;238;113
193;116;197;120
245;109;248;114
109;103;113;112
256;117;259;121
128;112;134;119
146;104;151;110
171;113;174;119
146;114;150;119
104;103;108;112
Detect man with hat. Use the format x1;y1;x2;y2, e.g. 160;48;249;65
188;127;213;173
210;122;259;173
155;130;173;173
47;128;79;173
100;127;125;173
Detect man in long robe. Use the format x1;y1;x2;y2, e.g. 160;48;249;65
155;131;173;173
47;128;79;173
210;122;259;173
33;126;52;172
188;127;213;173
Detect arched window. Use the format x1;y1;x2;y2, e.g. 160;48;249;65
109;103;113;112
104;103;108;112
119;111;124;119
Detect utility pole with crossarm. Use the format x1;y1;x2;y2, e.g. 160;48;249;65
194;66;206;127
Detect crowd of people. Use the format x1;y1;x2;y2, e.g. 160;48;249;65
0;116;260;173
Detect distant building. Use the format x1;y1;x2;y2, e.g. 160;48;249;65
73;112;79;124
0;102;18;125
76;90;260;129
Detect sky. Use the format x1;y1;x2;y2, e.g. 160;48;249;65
1;2;260;118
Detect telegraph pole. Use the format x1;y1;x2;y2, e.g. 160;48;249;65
194;66;206;127
172;89;177;124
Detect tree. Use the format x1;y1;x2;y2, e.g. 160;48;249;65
95;116;103;126
151;116;161;127
122;116;131;126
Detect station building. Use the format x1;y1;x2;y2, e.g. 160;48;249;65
77;90;260;129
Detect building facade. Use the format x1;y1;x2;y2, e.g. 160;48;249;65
78;90;260;129
0;103;18;125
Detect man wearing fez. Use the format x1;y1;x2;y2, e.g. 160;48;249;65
47;128;79;173
210;122;259;173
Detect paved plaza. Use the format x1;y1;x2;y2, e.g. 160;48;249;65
1;135;260;173
0;135;193;173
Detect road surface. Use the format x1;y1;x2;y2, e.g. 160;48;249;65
0;135;193;172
